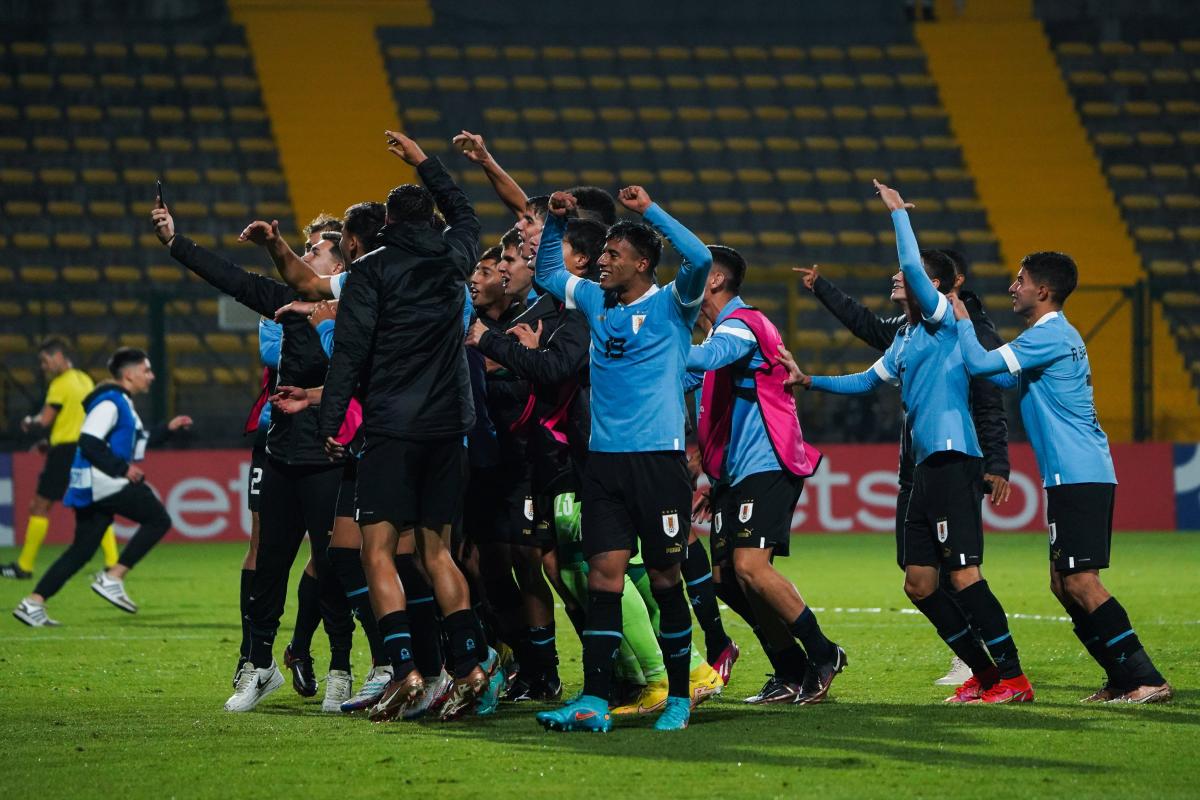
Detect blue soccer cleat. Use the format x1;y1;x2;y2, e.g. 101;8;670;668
476;648;505;716
535;695;612;733
653;696;691;731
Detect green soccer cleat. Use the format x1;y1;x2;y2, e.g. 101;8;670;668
536;695;612;733
653;696;691;731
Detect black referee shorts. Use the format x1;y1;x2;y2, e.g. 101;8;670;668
36;443;77;502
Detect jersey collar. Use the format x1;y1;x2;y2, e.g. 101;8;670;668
713;295;747;327
1033;310;1060;327
622;283;660;308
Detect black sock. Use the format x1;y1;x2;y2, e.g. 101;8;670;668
581;590;622;702
527;623;558;679
765;642;809;683
377;610;416;677
913;588;994;675
1063;600;1120;685
327;547;384;664
955;580;1023;680
682;544;730;663
564;602;587;638
444;609;483;679
395;555;444;677
239;569;254;661
714;572;757;626
290;572;321;657
1089;596;1165;688
473;601;499;651
789;607;836;664
472;612;489;663
652;582;694;700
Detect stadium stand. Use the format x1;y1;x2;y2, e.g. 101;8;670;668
1043;13;1200;395
0;20;295;443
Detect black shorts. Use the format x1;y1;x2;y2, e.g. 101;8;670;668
355;435;466;530
522;492;560;552
902;452;984;569
247;434;268;513
580;451;691;569
710;471;803;563
36;443;77;501
463;462;533;546
1047;483;1115;573
335;458;358;519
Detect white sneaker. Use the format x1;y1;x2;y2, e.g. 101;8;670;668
322;669;354;712
12;598;60;627
90;571;137;613
224;662;285;712
404;669;453;720
935;656;973;686
340;664;393;713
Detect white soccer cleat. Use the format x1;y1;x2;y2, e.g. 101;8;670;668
404;669;453;720
935;656;973;686
90;571;138;614
322;669;354;713
12;598;60;627
224;662;285;712
341;664;394;713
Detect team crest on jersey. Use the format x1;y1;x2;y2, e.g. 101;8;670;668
524;497;535;521
662;512;680;538
631;314;647;334
738;502;754;523
1049;522;1057;545
936;518;949;543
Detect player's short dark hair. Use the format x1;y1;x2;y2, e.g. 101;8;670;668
567;186;617;225
525;195;550;221
708;245;746;294
605;220;662;270
342;201;386;245
108;347;148;377
1021;251;1078;304
479;245;503;264
564;218;607;270
304;213;342;235
919;249;957;295
501;227;522;250
320;231;345;264
940;248;969;280
386;184;435;225
37;337;69;357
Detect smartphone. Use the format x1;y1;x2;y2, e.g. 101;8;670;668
156;179;165;208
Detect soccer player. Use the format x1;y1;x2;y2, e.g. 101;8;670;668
13;348;191;626
316;131;494;721
795;181;1034;704
795;250;1011;687
151;199;357;713
533;185;713;732
686;245;845;704
952;252;1173;704
3;339;120;580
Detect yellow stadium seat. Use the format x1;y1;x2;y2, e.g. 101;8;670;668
222;76;259;92
174;43;209;59
105;267;142;283
679;107;713;122
256;201;291;217
827;199;863;214
1093;132;1133;148
699;169;734;185
52;41;87;57
0;334;29;353
1152;69;1189;84
20;266;57;282
69;300;108;316
1082;101;1119;117
1122;194;1161;210
619;169;656;185
708;199;745;215
659;169;695;185
532;137;568;153
190;106;225;122
231;107;267;122
116;137;152;152
148;265;184;282
1166;100;1200;115
26;105;61;121
182;75;218;91
75;136;109;151
89;201;125;216
14;233;50;249
958;230;996;244
197;135;235;152
205;333;245;353
82;168;117;184
97;233;134;248
100;74;136;90
48;201;83;216
580;170;616;186
551;75;586;90
93;42;127;57
1149;260;1189;277
1108;163;1148;179
777;169;814;185
670;199;705;216
562;108;596;124
737;168;772;184
4;200;40;215
733;46;767;61
1125;101;1161;116
898;74;935;89
386;45;421;60
159;138;194;153
248;169;285;185
26;299;65;316
705;74;740;90
649;136;683;152
514;76;548;92
758;231;796;248
629;75;663;91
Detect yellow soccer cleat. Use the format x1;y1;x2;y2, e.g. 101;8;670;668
689;662;723;709
611;679;669;716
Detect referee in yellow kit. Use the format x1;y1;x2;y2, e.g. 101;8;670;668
2;339;119;579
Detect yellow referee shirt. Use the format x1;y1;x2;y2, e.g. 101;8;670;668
45;368;94;445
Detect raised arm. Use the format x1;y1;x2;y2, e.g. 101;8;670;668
240;219;333;301
799;266;904;352
317;270;378;440
452;130;528;218
874;180;945;323
386;130;480;270
626;187;712;306
536;194;602;313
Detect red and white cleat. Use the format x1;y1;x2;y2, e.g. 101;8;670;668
979;674;1035;704
711;639;740;686
944;666;999;704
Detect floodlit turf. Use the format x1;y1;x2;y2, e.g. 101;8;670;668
1;533;1195;799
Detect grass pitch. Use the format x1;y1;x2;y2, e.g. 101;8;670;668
1;532;1196;799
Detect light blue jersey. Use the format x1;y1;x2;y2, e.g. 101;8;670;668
809;209;981;465
956;311;1116;487
536;204;712;452
687;297;781;484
